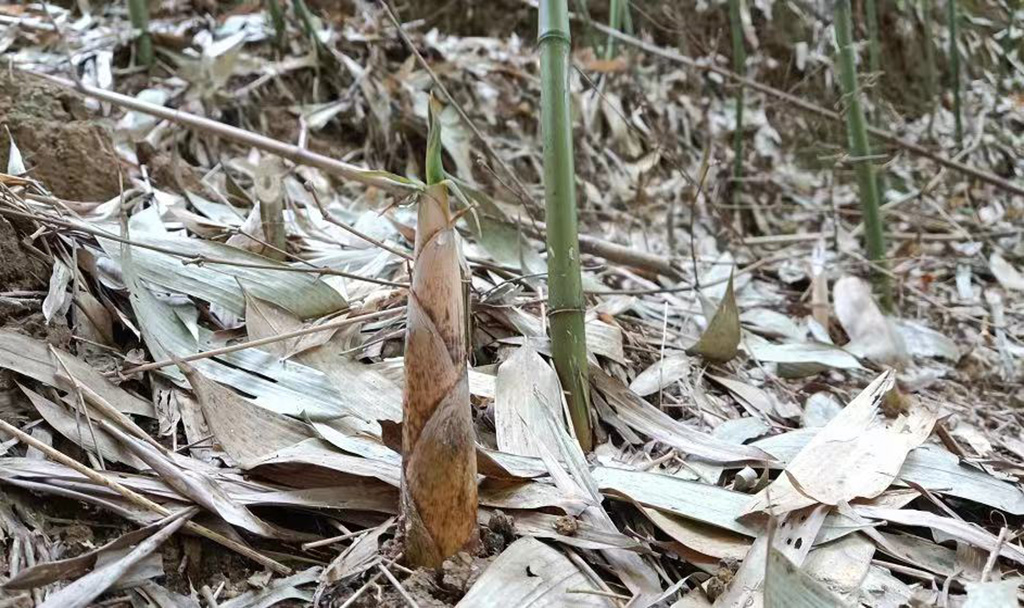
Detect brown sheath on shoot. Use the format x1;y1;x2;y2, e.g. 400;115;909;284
401;95;478;567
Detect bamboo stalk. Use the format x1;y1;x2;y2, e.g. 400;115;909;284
127;0;153;67
947;0;964;147
603;0;624;59
266;0;286;48
835;0;892;310
728;0;747;208
400;96;478;567
865;0;882;75
539;0;593;452
922;0;938;134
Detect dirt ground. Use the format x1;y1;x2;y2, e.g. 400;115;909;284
0;72;122;202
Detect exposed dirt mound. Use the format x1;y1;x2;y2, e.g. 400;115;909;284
0;73;121;201
0;217;47;293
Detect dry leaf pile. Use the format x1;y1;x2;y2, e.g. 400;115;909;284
0;1;1022;607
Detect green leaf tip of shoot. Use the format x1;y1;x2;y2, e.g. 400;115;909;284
426;93;445;186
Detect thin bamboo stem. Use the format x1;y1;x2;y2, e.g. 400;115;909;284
865;0;882;75
835;0;892;310
947;0;963;147
922;0;938;134
266;0;286;48
539;0;592;451
728;0;747;208
127;0;153;67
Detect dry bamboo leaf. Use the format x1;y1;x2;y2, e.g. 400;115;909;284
856;507;1024;566
642;507;751;561
801;533;875;602
713;505;829;608
707;374;778;418
220;567;320;608
20;385;146;469
753;430;1024;515
834;276;908;367
989;253;1024;291
245;438;401;488
478;479;588;515
321;519;393;584
4;509;193;590
593;368;775;465
456;537;617;608
488;509;641;551
35;508;192;608
593;467;757;537
494;345;564;458
963;579;1023;607
0;330;154;417
179;361;311;464
629;353;690;397
746;341;864;375
42;259;72;323
401;99;477;568
245;291;403;423
100;421;315;541
745;372;935;515
763;546;853;608
687;273;740;362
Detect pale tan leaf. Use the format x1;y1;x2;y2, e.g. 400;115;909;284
0;330;154;417
457;538;617;608
35;509;192;608
834;276;907;367
990;253;1024;291
745;372;934;515
494;345;564;458
763;546;854;608
179;361;311;464
630;354;690;397
593;369;775;465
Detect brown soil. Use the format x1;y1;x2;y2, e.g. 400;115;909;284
0;217;48;293
0;72;122;201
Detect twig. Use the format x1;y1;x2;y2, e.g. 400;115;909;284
339;556;403;608
116;307;403;376
301;528;368;551
306;182;413;261
0;418;291;574
20;71;417;196
981;527;1008;582
377;563;420;608
0;206;407;288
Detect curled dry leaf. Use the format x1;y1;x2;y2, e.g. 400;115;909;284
745;372;935;516
833;276;908;368
687;272;740;363
457;537;617;608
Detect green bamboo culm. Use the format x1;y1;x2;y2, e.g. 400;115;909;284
728;0;747;207
603;0;633;59
947;0;964;147
266;0;286;49
922;0;938;133
835;0;893;310
127;0;153;68
539;0;593;451
865;0;882;75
